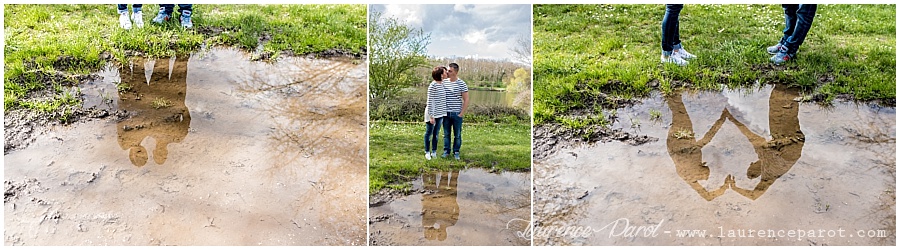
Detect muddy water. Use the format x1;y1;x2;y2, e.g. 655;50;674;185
4;48;368;245
534;84;895;245
369;168;530;246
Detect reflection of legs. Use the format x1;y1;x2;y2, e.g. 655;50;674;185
665;94;729;201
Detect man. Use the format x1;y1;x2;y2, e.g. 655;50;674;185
768;4;817;65
442;63;469;160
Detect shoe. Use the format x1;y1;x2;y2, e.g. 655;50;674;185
441;151;448;158
673;48;696;60
152;7;171;24
180;10;193;29
425;152;432;160
661;54;688;66
770;47;795;65
766;43;784;55
454;152;460;160
119;13;132;29
131;11;144;28
430;151;437;159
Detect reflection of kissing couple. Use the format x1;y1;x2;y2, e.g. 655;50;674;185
660;4;817;66
667;84;804;201
423;63;470;161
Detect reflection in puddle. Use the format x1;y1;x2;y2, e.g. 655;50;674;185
422;171;460;241
369;169;529;246
116;57;192;166
5;48;367;245
667;84;804;200
534;84;895;245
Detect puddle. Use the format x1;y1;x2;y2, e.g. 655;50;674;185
534;84;895;245
4;48;368;245
369;168;530;246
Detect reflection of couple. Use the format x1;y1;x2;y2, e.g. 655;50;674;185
116;57;192;167
660;4;817;66
667;84;804;201
424;63;470;161
421;170;460;241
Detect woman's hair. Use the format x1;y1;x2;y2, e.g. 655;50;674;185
431;66;445;81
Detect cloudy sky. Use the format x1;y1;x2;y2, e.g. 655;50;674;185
370;4;531;62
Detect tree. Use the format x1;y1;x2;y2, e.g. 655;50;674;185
368;11;430;101
509;35;532;67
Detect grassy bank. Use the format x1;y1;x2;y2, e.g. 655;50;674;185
369;121;531;192
4;4;366;113
534;4;895;126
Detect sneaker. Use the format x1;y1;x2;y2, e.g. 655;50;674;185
180;10;193;29
673;48;696;60
425;152;432;160
453;152;460;160
441;151;449;158
766;43;784;55
131;11;144;28
152;7;171;24
119;13;132;29
430;151;437;159
770;49;795;65
661;54;688;66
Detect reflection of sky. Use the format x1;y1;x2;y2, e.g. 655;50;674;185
370;4;531;61
682;85;773;139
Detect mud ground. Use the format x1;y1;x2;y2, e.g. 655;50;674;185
4;48;368;245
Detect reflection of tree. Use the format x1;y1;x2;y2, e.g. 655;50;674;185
116;57;191;167
421;170;460;241
666;84;804;201
235;57;368;244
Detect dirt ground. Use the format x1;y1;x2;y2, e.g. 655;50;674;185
4;48;368;245
534;84;896;246
368;168;531;246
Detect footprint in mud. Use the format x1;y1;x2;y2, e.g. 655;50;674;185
667;84;804;201
116;57;192;167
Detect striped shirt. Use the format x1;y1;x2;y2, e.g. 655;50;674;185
427;81;448;120
443;78;468;113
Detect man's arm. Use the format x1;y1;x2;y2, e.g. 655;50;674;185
459;92;470;116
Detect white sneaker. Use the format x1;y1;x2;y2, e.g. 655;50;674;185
661;54;688;66
425;152;432;160
132;11;144;28
431;152;437;159
673;48;696;60
119;13;132;29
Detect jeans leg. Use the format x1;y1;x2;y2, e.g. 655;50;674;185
133;4;142;12
424;122;434;152
780;4;800;45
118;4;128;14
443;114;452;154
783;4;816;54
160;4;175;15
452;114;462;154
661;4;683;53
178;4;193;15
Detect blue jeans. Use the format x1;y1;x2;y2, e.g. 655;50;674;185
779;4;817;54
443;112;463;154
160;4;192;15
118;4;142;14
661;4;684;53
424;117;443;153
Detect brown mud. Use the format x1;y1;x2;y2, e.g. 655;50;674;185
4;48;368;245
369;168;530;246
534;84;895;245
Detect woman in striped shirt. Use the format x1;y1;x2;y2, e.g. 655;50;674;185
424;66;449;160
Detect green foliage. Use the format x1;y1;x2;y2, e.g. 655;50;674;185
368;11;430;101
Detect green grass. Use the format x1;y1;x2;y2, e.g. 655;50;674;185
368;121;531;193
534;4;896;126
4;4;366;113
